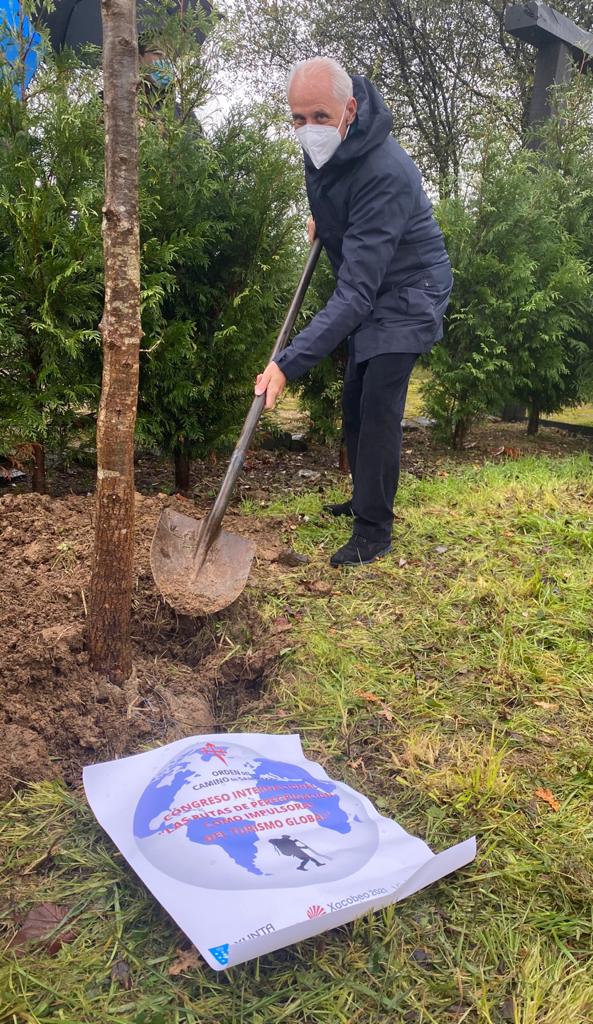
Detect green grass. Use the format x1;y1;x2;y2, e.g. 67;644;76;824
275;364;592;428
2;456;593;1023
554;404;593;429
404;366;429;419
403;365;593;426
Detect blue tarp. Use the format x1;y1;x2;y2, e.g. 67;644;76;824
0;0;41;90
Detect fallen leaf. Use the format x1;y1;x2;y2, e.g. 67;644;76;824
10;902;76;955
355;690;381;703
168;947;201;975
305;580;333;596
347;758;365;770
398;557;408;567
534;787;560;812
533;701;558;711
111;959;133;990
537;733;557;748
270;616;292;634
377;707;395;722
435;545;448;554
500;995;516;1021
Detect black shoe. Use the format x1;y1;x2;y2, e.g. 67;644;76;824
322;500;354;517
330;534;392;567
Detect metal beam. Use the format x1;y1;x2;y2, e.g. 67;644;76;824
505;2;592;139
505;2;593;60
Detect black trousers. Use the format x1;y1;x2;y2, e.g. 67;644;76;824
342;352;418;544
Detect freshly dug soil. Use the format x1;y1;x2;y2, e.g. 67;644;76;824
0;490;296;801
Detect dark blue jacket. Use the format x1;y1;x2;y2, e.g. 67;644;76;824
275;76;453;381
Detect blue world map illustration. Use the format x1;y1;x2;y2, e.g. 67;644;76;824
134;740;379;889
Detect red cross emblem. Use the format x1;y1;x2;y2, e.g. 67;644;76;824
199;742;228;765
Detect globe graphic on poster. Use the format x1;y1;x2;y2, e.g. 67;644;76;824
133;740;379;889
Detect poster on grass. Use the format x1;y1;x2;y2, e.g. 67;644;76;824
83;733;476;971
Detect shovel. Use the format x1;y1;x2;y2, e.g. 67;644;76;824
150;237;323;617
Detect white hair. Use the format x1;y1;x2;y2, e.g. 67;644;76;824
287;57;353;104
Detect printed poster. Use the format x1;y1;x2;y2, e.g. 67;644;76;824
83;733;476;970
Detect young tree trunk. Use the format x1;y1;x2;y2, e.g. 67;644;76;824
527;404;540;436
88;0;141;683
338;437;350;476
31;442;46;494
174;448;191;492
453;418;469;450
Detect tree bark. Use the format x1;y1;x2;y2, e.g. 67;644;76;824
31;442;46;493
174;448;191;492
453;419;469;450
338;439;350;476
527;404;540;436
88;0;141;682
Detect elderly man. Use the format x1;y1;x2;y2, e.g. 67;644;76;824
255;57;452;567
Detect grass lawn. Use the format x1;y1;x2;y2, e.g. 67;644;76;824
554;405;593;428
275;366;428;429
278;365;593;430
2;455;593;1023
404;366;429;419
404;368;593;428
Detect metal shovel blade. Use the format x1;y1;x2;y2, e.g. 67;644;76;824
150;506;256;617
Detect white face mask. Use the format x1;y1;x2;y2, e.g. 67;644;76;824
295;103;349;169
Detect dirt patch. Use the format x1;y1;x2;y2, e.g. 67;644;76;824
400;418;593;477
0;491;294;801
3;417;591;503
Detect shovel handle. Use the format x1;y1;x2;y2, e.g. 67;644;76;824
201;238;323;549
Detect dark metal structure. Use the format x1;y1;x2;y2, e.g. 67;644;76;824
505;2;593;128
41;0;212;52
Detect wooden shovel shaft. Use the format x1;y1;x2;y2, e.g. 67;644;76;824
197;238;323;556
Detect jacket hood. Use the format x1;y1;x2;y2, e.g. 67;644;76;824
303;75;393;174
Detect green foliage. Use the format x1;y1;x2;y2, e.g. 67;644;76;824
0;20;104;468
138;0;217;121
294;252;346;443
0;0;306;488
136;102;304;476
424;78;593;447
131;3;306;480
